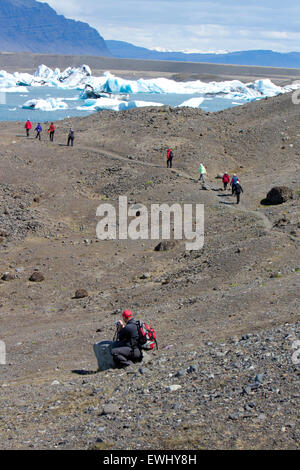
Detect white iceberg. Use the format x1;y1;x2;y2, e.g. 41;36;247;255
2;63;300;116
0;86;28;93
77;97;163;112
178;97;205;108
22;98;68;111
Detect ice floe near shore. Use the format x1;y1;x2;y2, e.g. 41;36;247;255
77;97;164;112
22;98;68;111
3;64;300;115
1;64;299;98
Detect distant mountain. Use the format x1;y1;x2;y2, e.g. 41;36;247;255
0;0;111;56
106;41;300;69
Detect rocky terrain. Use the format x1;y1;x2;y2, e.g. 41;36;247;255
0;90;299;450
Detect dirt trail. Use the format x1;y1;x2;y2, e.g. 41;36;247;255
80;143;273;230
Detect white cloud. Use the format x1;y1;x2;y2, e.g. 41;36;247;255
37;0;300;52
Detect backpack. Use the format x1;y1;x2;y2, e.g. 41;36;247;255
136;320;158;350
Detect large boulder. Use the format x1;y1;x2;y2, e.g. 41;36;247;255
93;340;151;371
93;341;117;371
265;186;293;205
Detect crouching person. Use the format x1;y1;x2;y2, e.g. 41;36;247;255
111;310;142;368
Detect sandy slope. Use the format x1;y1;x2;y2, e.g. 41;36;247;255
0;89;299;449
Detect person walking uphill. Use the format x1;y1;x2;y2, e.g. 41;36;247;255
222;171;230;191
230;174;239;195
25;120;32;137
35;123;42;141
111;310;143;368
234;181;244;204
167;148;174;168
198;163;207;183
48;122;55;142
67;128;74;146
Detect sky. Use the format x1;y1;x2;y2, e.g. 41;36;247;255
39;0;300;53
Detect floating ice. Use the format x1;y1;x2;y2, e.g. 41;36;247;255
0;86;28;93
77;97;163;112
2;64;300;116
22;98;68;111
178;97;205;108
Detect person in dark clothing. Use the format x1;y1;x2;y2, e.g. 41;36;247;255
111;310;142;368
35;123;42;141
167;148;173;168
67;128;74;146
234;182;244;204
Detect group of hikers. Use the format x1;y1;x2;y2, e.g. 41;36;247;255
167;147;244;204
24;120;75;146
222;172;244;204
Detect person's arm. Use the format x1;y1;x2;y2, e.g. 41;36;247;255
118;323;130;342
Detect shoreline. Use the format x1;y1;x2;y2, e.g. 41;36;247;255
1;52;300;85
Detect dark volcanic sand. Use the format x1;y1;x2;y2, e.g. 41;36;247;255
0;84;299;449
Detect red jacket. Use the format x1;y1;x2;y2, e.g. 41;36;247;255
25;121;32;130
48;124;55;132
167;148;173;160
222;173;230;183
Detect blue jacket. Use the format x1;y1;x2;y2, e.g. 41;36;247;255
35;124;42;132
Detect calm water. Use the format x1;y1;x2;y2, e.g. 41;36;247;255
0;86;244;123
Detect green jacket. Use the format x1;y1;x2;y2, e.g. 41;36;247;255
198;164;207;174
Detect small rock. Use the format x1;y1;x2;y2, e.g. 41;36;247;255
1;273;15;281
187;365;198;373
101;404;119;415
175;369;187;378
29;272;45;282
140;273;151;279
74;289;88;299
166;385;182;392
255;374;264;384
154;240;178;251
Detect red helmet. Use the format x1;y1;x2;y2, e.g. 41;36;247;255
122;310;133;320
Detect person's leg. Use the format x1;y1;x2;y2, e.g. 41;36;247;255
236;193;240;204
132;348;143;363
67;137;70;146
111;346;133;368
71;138;74;147
170;158;173;168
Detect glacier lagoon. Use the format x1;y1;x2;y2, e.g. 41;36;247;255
0;64;298;123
